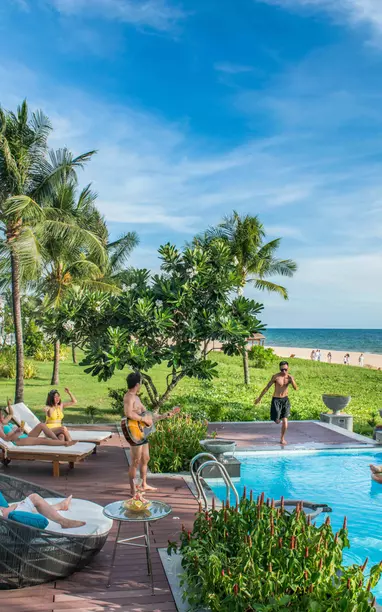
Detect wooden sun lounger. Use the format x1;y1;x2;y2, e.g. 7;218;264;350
11;403;113;447
0;440;95;477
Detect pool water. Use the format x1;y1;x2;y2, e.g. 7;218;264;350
207;449;382;601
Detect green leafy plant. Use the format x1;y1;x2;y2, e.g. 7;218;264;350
149;414;208;473
168;493;381;611
34;345;69;362
248;345;276;368
84;405;98;424
0;349;37;379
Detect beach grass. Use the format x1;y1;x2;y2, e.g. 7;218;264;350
0;351;380;435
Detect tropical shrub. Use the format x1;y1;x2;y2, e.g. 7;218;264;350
34;345;69;362
84;405;99;424
168;493;381;611
248;345;275;368
149;414;208;473
24;320;45;357
0;349;37;379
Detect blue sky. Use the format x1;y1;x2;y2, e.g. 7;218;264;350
1;0;382;328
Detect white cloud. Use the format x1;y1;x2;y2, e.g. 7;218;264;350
46;0;187;32
214;62;253;74
257;0;382;37
255;253;382;327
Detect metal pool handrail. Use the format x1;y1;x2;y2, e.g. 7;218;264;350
190;452;240;510
190;452;217;503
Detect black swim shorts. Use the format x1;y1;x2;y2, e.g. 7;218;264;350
271;397;291;422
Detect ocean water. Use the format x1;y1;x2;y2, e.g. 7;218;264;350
208;449;382;602
265;329;382;354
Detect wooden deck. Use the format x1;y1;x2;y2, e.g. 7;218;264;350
0;428;198;612
0;421;369;611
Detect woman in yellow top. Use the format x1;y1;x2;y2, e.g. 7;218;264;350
44;388;78;442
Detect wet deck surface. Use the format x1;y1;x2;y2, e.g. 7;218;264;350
207;420;366;448
0;421;368;611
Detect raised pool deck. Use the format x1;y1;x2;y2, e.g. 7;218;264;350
0;421;376;611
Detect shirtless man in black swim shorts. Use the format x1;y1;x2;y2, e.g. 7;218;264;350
254;361;298;446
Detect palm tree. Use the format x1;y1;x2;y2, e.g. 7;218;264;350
38;178;115;384
0;100;95;401
203;211;297;383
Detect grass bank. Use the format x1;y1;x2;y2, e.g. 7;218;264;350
0;352;380;434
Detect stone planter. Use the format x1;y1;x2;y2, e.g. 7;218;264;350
322;394;351;415
200;439;236;463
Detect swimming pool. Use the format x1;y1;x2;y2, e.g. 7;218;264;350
206;449;382;601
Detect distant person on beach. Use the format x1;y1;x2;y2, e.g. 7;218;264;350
316;349;321;362
343;354;349;365
310;350;316;361
359;353;364;367
254;361;298;446
327;352;332;363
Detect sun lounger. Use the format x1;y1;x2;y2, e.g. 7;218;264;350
0;438;95;477
11;403;112;446
0;473;112;588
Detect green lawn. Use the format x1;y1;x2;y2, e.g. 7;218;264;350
0;352;380;434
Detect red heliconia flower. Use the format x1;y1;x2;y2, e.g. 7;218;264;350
309;584;314;593
226;499;230;510
305;547;309;558
278;537;283;548
205;511;209;519
271;499;275;509
280;496;284;509
187;531;191;541
325;516;331;526
212;497;215;510
250;489;253;502
248;535;252;547
266;498;270;507
269;563;273;572
347;579;351;590
260;492;265;505
304;571;308;581
233;584;239;596
198;502;202;513
361;558;369;572
221;569;225;577
242;486;247;499
334;533;338;544
319;559;323;570
343;517;347;530
290;536;296;550
367;581;372;592
307;515;311;526
224;510;228;523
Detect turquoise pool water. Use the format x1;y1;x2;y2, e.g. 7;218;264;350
207;449;382;601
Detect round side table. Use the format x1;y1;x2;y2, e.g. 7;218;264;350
103;500;172;593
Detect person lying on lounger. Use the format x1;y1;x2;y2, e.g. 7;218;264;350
370;465;382;483
0;403;76;447
0;494;85;529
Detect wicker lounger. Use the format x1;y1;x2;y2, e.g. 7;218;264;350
12;403;112;446
0;439;95;477
0;473;112;588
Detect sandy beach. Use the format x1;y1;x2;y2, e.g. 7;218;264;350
268;346;382;369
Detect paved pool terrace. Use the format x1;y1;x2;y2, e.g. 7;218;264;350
0;421;377;611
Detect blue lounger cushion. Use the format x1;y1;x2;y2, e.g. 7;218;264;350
8;510;48;529
0;492;9;508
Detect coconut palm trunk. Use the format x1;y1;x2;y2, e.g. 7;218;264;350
51;339;60;385
10;250;24;402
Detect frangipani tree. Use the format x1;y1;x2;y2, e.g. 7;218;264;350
79;240;265;411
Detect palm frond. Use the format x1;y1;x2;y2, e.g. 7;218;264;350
249;278;289;300
107;232;139;272
3;195;44;222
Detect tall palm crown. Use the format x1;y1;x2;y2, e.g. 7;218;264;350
204;211;297;299
0;100;95;401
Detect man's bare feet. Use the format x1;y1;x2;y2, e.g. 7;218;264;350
64;441;76;447
280;439;287;446
60;518;86;529
141;484;157;492
56;495;72;511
